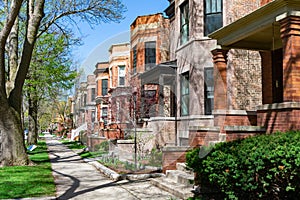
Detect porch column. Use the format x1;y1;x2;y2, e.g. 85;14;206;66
158;75;164;116
278;14;300;102
212;48;229;110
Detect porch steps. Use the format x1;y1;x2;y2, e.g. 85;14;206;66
151;163;194;199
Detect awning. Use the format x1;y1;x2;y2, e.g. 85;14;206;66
209;0;300;51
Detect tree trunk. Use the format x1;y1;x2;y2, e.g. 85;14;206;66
0;97;28;166
6;18;19;95
0;0;44;166
27;92;38;145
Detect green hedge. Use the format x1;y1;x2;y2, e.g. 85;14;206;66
186;131;300;200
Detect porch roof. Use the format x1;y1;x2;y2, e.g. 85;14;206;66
139;61;177;85
209;0;300;51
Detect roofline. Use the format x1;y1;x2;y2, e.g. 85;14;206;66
108;42;130;52
130;13;166;27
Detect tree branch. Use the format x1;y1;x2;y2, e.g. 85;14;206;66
0;0;23;98
9;0;45;113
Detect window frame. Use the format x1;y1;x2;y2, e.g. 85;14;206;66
91;111;95;122
118;65;125;86
204;68;214;115
180;0;189;45
133;46;137;74
91;88;95;101
144;41;156;71
180;71;190;116
204;0;223;36
101;107;108;126
101;79;108;96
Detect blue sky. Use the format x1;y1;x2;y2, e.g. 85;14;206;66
73;0;169;77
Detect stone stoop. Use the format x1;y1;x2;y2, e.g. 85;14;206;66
208;133;227;146
151;163;194;199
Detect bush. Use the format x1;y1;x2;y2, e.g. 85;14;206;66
186;131;300;200
148;148;162;167
98;140;109;151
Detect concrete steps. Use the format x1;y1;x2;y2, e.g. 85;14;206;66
151;163;194;199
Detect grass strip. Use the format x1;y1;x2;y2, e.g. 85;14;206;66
0;141;56;199
61;140;86;149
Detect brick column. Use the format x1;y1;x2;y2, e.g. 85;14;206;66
279;15;300;102
212;49;228;110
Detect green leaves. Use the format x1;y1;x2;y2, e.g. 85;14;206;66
186;131;300;199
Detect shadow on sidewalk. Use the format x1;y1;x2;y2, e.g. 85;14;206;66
53;169;149;200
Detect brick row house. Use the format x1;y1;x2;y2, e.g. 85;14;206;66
106;43;131;138
164;0;300;171
161;0;264;170
129;13;175;147
94;62;109;132
72;0;300;171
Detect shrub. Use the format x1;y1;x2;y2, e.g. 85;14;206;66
98;140;109;151
186;131;300;199
148;148;162;167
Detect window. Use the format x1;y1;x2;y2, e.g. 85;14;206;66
180;72;189;116
118;65;125;86
92;111;95;122
133;46;137;74
204;68;214;115
110;68;113;87
143;90;157;118
102;107;108;126
180;1;189;45
102;79;108;96
83;94;87;106
145;41;156;70
91;88;95;101
204;0;223;36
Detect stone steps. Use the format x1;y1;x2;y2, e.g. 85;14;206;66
151;176;194;200
151;163;194;199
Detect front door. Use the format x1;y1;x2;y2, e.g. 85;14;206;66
272;48;283;103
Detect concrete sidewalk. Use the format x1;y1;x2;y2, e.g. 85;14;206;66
45;137;178;200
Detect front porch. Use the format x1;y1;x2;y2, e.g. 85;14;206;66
190;0;300;147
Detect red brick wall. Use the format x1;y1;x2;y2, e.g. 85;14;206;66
279;16;300;102
162;149;188;173
260;0;273;6
103;129;123;139
189;131;219;147
130;13;169;74
257;108;300;133
87;136;107;152
214;115;257;127
226;132;256;141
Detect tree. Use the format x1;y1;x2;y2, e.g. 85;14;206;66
0;0;126;166
24;32;78;145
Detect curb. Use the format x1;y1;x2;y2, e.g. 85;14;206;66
83;158;164;181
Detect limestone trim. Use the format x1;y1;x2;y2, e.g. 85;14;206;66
257;102;300;110
224;126;266;132
162;146;191;152
189;126;220;132
177;115;214;121
213;109;257;116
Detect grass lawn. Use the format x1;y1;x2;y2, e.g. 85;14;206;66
0;141;56;199
60;140;106;159
61;140;86;149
